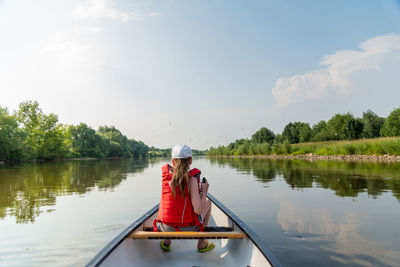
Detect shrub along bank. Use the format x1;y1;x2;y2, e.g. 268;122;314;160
292;138;400;156
208;137;400;157
208;107;400;157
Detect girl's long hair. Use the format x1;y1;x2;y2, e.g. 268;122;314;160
171;158;191;199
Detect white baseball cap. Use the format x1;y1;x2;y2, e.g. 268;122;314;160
171;144;192;159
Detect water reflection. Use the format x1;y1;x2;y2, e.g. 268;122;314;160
0;159;148;223
1;157;399;266
274;192;400;266
209;157;400;266
208;157;400;201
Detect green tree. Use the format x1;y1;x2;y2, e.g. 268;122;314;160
60;124;74;157
16;100;40;130
348;118;364;140
248;143;257;155
233;139;248;149
251;127;275;144
0;107;25;161
381;108;400;137
69;123;105;157
274;134;284;144
361;110;385;138
98;126;130;157
260;143;271;155
283;139;292;154
298;123;312;143
223;146;232;155
311;120;328;141
237;142;250;155
37;114;67;159
282;122;311;144
272;139;283;154
128;139;149;158
17;101;66;160
325;113;363;140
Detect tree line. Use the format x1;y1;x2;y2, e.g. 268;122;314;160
148;147;205;157
208;108;400;156
0;101;149;162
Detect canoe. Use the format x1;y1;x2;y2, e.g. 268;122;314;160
86;193;282;267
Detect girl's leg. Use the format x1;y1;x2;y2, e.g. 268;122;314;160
202;198;212;226
158;223;171;246
197;199;212;249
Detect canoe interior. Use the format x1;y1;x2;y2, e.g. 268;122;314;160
88;194;281;267
98;203;270;267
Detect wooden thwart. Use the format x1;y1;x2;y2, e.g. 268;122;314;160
129;231;246;239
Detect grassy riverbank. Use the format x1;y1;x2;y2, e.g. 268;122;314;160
207;137;400;157
291;137;400;156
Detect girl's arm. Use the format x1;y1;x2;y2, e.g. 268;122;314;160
189;177;208;215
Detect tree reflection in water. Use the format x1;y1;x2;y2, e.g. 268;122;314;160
208;157;400;201
0;159;148;223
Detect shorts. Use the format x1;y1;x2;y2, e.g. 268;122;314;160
156;222;201;232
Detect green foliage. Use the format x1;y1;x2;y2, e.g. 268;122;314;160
311;120;329;141
272;140;283;155
0;107;25;161
283;139;292;154
325;113;363;140
381;108;400;137
206;108;399;157
16;100;40;130
260;143;271;154
362;110;384;138
342;144;356;155
148;148;170;157
69;123;105;157
0;101;152;162
282;122;311;144
274;134;284;144
38;123;67;160
237;142;250;155
17;101;66;160
293;138;400;156
147;147;205;157
128;139;149;159
98;126;130;157
251;127;275;144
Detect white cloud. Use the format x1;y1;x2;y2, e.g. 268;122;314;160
72;0;156;22
272;34;400;108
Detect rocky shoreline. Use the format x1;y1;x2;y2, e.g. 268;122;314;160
210;154;400;162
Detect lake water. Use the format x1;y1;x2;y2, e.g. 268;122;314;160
0;157;400;266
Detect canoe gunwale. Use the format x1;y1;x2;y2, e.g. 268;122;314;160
86;193;283;267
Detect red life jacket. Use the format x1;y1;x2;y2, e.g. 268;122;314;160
154;164;203;231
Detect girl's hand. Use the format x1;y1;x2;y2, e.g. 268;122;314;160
202;180;209;193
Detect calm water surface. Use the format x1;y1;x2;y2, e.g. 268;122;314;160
0;158;400;266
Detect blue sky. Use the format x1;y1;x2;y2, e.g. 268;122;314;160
1;0;400;149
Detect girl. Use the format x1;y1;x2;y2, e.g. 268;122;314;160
155;144;215;253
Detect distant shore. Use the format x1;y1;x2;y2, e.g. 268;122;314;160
208;154;400;162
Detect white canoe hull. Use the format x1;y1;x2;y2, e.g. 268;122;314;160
87;193;282;267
